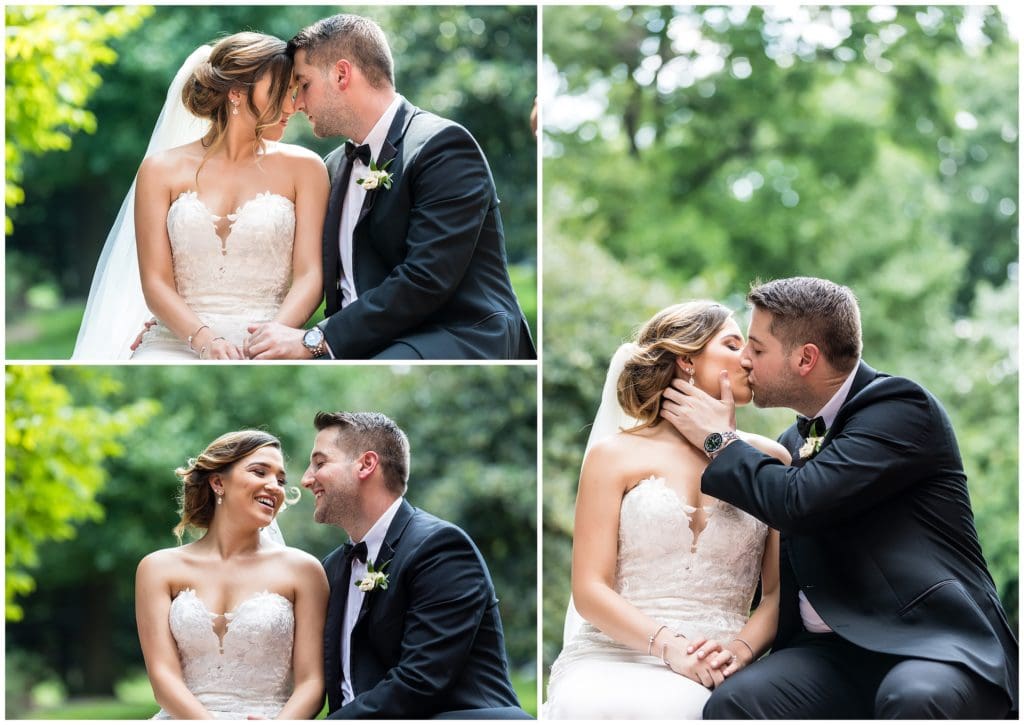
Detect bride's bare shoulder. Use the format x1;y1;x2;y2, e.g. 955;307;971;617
580;429;661;491
138;141;205;178
737;431;791;464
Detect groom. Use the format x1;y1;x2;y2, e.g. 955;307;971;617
301;411;530;719
249;14;535;360
661;277;1017;718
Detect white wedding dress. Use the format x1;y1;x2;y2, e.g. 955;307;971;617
545;475;768;719
132;190;295;359
153;588;295;719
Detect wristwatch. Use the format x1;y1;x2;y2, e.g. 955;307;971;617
302;326;329;359
703;431;739;460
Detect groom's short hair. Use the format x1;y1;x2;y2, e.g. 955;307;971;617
748;277;862;373
288;14;395;89
314;411;409;495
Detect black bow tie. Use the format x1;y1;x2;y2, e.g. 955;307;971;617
796;415;826;439
344;540;368;564
344;141;372;166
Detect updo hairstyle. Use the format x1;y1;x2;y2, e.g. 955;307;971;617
181;32;292;181
617;301;734;430
173;429;283;541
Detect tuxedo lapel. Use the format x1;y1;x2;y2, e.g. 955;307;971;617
351;501;413;631
352;99;418;232
323;152;354;313
324;549;354;708
355;139;398;227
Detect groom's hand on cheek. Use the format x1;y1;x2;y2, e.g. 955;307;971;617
660;370;736;449
245;322;310;360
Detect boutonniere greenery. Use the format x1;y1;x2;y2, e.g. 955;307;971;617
356;159;394;191
798;420;826;460
356;559;390;592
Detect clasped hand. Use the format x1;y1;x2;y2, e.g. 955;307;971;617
128;320;311;359
663;634;746;689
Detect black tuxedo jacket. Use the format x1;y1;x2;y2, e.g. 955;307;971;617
703;361;1018;711
321;500;521;718
319;98;535;360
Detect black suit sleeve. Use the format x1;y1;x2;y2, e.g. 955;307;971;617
704;379;941;532
329;526;493;719
322;123;494;358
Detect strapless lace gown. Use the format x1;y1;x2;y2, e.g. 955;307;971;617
152;589;295;719
545;477;768;719
132;191;295;359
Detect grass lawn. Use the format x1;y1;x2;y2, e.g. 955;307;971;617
6;303;84;359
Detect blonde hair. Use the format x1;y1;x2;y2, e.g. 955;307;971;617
617;301;734;431
181;32;292;185
173;429;297;541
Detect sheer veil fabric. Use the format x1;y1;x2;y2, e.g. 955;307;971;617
561;342;640;646
72;46;212;360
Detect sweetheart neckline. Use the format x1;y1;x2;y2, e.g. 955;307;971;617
169;190;295;251
173;587;292;619
171;190;295;220
626;475;716;514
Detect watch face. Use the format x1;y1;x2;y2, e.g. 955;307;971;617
704;432;724;454
303;327;324;347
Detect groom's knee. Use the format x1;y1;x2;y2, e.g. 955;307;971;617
703;675;759;719
874;659;1008;719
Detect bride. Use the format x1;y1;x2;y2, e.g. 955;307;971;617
135;430;328;719
545;301;790;719
73;33;327;360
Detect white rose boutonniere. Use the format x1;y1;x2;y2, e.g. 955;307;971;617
356;559;390;593
797;420;826;460
356;158;394;191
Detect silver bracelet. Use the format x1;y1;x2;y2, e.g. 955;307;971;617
732;636;755;660
187;324;209;351
648;624;668;656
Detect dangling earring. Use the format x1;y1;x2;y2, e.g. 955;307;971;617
231;99;239;116
686;369;695;385
216;491;223;505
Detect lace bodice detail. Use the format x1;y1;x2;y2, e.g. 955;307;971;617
549;477;768;685
153;589;295;719
133;191;295;357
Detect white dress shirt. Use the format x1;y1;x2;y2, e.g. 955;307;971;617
798;364;859;633
340;496;404;704
338;94;404;308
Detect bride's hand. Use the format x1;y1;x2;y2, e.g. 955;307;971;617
707;644;745;677
204;336;244;360
662;639;726;689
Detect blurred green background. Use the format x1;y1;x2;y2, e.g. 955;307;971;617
5;364;538;718
541;5;1017;686
5;5;538;359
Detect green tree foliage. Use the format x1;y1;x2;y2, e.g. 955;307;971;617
6;5;537;339
6;365;535;698
4;5;151;234
542;5;1017;678
4;366;157;621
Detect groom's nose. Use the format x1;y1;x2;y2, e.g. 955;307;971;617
300;466;314;488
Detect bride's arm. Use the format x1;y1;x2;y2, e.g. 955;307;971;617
135;156;241;359
572;441;715;686
272;153;328;329
275;551;329;719
135;551;212;719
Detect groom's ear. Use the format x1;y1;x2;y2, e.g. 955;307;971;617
794;343;821;377
333;59;353;90
355;450;380;480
